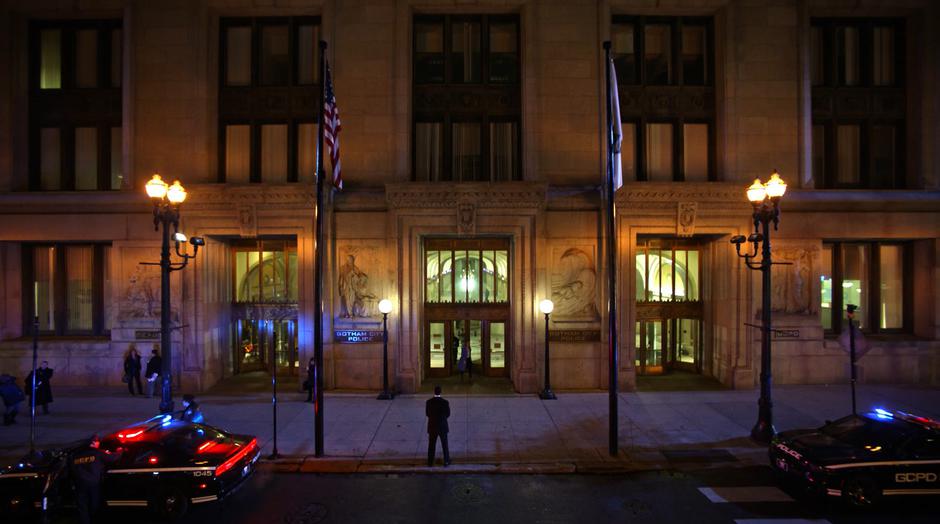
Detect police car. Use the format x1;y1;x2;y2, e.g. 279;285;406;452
770;408;940;506
0;414;260;520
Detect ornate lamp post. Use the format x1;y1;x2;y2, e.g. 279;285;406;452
731;170;787;444
538;299;557;400
377;298;394;400
145;174;204;414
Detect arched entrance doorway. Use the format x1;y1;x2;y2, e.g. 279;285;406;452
231;238;299;375
423;238;511;380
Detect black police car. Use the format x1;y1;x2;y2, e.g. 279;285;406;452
0;414;260;520
770;408;940;506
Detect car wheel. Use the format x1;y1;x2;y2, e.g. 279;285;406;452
842;476;879;507
154;487;189;520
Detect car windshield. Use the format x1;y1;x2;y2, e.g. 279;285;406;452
820;415;911;450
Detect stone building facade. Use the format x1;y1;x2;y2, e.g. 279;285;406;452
0;0;937;394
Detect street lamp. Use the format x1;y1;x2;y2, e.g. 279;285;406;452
731;170;787;444
538;299;557;400
145;173;204;414
377;298;394;400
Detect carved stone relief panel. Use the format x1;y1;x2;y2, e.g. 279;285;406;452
771;244;819;315
115;247;180;327
457;202;475;235
237;204;257;238
550;245;600;322
677;202;697;237
335;243;383;324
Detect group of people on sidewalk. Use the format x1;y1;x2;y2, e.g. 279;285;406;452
122;344;162;397
1;361;55;425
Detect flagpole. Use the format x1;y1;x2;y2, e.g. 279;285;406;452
603;41;619;457
313;40;327;458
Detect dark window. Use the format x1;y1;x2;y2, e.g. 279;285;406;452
29;20;122;191
219;17;320;183
611;16;715;182
23;244;111;336
413;15;521;182
820;241;911;334
811;19;906;189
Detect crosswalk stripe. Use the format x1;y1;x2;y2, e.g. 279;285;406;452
734;520;830;524
697;486;794;503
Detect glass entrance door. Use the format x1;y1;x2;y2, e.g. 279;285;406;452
425;318;509;378
635;317;701;375
233;318;298;375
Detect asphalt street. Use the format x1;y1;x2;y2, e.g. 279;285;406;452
37;467;940;524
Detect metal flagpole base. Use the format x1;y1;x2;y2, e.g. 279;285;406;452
376;391;395;400
538;389;557;400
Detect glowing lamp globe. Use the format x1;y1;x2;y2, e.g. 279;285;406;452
166;180;187;204
145;174;168;199
539;299;555;315
746;178;766;204
764;171;787;199
378;299;393;315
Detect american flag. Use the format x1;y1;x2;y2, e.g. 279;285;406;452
323;60;342;190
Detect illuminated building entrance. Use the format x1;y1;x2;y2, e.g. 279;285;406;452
424;238;510;379
230;239;299;375
634;237;703;375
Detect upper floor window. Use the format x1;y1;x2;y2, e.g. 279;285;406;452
820;241;910;334
29;20;122;191
219;17;320;184
232;239;298;303
811;19;906;189
612;16;714;183
413;15;521;182
25;243;112;336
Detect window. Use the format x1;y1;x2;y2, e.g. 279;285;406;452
820;242;910;334
24;244;111;336
219;17;320;183
612;16;714;182
811;19;906;188
29;20;122;191
232;239;298;303
413;15;521;182
425;239;509;304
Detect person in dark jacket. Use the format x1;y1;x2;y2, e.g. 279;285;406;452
70;434;121;524
426;385;451;467
25;361;54;415
123;345;143;396
1;374;25;426
179;394;203;423
304;357;316;402
144;347;162;398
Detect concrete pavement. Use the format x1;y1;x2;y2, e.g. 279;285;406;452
1;383;938;473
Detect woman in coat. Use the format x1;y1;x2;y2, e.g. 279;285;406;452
123;345;143;396
304;358;316;402
25;361;54;414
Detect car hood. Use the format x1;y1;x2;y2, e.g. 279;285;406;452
776;429;858;464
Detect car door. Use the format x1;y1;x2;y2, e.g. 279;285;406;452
891;433;940;495
103;443;157;507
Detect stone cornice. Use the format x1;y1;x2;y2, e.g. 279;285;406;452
186;184;315;209
385;182;548;209
616;182;746;206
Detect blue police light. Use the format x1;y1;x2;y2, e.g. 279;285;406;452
872;408;893;420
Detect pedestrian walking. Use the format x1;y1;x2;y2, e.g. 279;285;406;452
25;361;54;414
304;357;316;402
459;341;473;382
145;346;162;398
123;345;143;396
426;385;451;467
179;394;203;423
1;374;25;426
69;434;121;524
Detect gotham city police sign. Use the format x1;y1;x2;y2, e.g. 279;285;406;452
334;330;384;343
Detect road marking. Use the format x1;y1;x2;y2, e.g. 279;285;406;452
698;487;794;503
734;520;830;524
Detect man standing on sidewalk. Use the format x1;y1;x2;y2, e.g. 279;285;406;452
426;385;451;467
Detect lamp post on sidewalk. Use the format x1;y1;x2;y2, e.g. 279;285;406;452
377;299;394;400
538;299;557;400
145;174;204;414
731;170;787;444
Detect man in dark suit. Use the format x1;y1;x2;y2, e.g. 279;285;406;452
426;385;451;467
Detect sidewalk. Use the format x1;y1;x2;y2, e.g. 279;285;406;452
1;384;937;473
